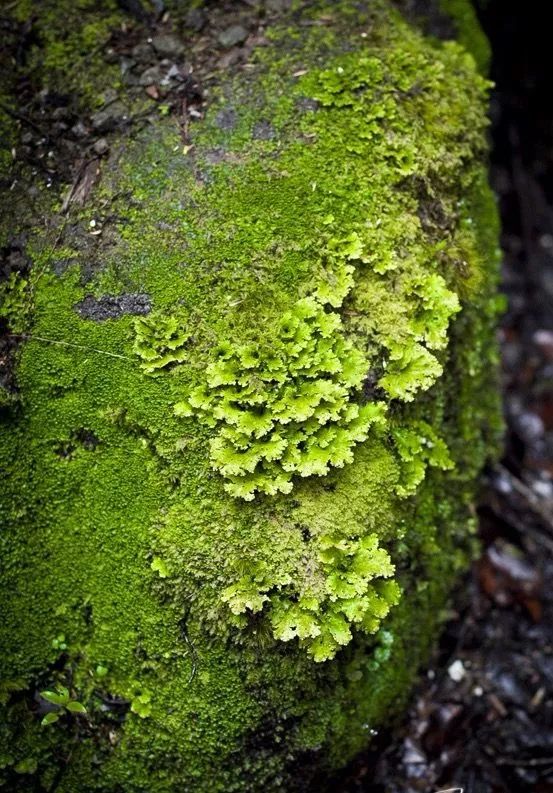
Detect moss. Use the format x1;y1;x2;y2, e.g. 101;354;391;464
0;0;501;790
9;0;125;105
439;0;492;74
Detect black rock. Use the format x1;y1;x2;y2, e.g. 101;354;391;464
75;293;152;321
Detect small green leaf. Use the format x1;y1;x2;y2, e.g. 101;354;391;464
131;693;152;719
150;556;169;578
41;712;60;727
14;757;37;774
40;689;68;706
173;401;193;418
66;700;87;714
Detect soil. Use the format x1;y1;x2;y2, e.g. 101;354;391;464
1;1;552;791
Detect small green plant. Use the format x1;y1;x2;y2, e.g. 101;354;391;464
51;633;67;651
39;686;87;726
150;555;169;578
13;757;38;774
222;533;400;662
380;340;443;402
366;629;394;671
130;691;152;719
311;55;384;109
0;271;31;335
392;420;454;496
133;312;189;374
175;288;387;500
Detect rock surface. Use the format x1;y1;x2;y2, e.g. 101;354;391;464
0;1;501;790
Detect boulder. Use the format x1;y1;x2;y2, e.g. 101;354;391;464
0;1;502;789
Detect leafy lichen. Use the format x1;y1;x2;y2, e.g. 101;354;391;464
174;291;387;500
134;312;190;374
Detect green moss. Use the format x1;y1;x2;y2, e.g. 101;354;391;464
0;272;31;336
439;0;492;74
10;0;125;105
0;0;502;790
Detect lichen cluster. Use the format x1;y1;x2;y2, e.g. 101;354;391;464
174;290;386;500
223;533;401;662
134;312;190;373
0;0;502;790
169;225;460;499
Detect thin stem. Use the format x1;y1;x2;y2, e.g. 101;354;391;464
8;333;132;361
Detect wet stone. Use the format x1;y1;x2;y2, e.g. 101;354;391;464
93;138;110;156
102;88;119;106
71;121;89;139
139;65;163;87
218;25;248;49
265;0;292;10
131;42;155;64
151;33;185;59
185;8;206;32
91;102;128;133
75;293;151;321
485;660;530;707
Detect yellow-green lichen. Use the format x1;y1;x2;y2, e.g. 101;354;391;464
174;293;387;501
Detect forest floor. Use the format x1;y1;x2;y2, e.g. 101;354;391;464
1;1;553;792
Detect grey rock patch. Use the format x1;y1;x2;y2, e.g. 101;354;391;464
151;33;185;59
215;108;237;131
119;56;134;77
93;138;110;156
204;148;227;165
102;88;119;106
252;120;276;140
70;120;89;139
185;8;206;32
131;42;155;63
217;49;243;70
91;102;128;133
265;0;291;10
139;65;163;86
296;97;319;113
218;25;248;49
75;293;151;321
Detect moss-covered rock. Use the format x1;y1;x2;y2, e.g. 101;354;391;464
0;0;502;789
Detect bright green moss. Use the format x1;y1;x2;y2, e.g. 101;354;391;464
0;271;32;333
0;1;502;790
134;312;191;374
439;0;492;74
174;293;387;501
